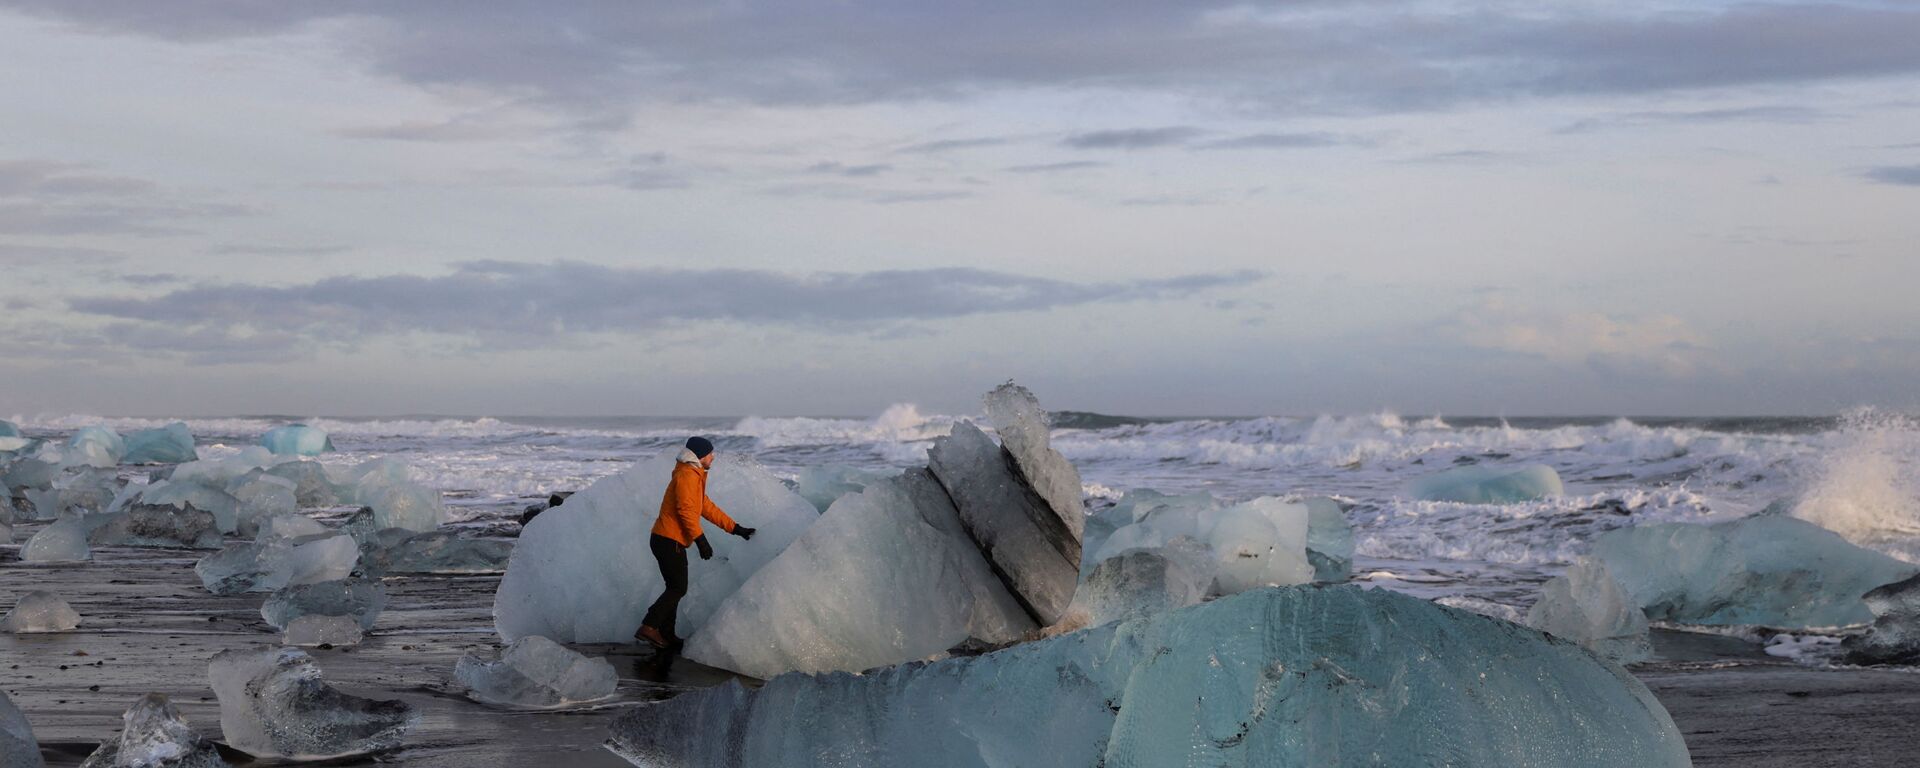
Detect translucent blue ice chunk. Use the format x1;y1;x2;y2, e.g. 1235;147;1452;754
260;424;334;456
1592;515;1918;627
608;586;1691;768
1408;463;1564;503
121;422;198;464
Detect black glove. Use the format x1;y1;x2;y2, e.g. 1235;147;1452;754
694;535;714;560
733;526;757;541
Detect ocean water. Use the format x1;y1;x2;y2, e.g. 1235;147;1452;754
11;405;1919;613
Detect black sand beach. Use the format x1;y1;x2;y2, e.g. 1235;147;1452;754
4;520;1915;767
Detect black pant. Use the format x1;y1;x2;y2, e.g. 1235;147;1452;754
642;534;689;639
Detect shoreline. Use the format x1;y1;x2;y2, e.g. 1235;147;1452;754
4;529;1916;767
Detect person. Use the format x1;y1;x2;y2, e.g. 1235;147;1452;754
635;436;756;650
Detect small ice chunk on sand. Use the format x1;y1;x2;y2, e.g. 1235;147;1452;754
22;513;91;562
254;513;328;543
79;693;227;768
454;635;617;708
262;579;387;631
1527;557;1652;664
138;480;244;535
1408;463;1564;503
208;647;415;759
362;530;511;575
88;503;223;549
363;483;444;533
120;423;198;465
1;689;45;768
263;461;345;507
283;615;365;647
4;590;81;633
1065;539;1212;627
260;424;334;456
195;534;358;595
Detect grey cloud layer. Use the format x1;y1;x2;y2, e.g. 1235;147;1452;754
68;261;1260;359
8;2;1919;117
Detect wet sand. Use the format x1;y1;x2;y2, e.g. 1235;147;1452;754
5;522;1917;767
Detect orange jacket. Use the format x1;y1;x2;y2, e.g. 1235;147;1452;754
652;460;737;547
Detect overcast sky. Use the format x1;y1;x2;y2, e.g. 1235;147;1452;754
2;1;1917;417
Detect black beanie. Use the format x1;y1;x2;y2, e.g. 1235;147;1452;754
686;436;715;459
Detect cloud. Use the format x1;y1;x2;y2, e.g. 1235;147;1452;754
66;260;1262;361
1005;161;1106;174
805;161;892;177
1193;132;1361;150
206;243;351;258
0;158;249;236
760;183;972;204
1062;127;1201;150
1865;165;1920;186
897;137;1010;154
1559;105;1829;133
0;243;125;265
1436;297;1717;379
8;3;1920;122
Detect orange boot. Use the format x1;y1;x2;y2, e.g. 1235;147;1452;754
635;624;670;649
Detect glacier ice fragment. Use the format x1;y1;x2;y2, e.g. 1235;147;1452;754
1527;557;1652;664
283;615;364;647
1064;538;1211;627
1843;573;1920;664
263;461;345;507
494;452;818;643
79;693;227;768
22;513;91;562
1304;496;1355;582
88;503;223;549
3;590;81;633
260;424;334;457
983;382;1085;540
1409;463;1565;503
1592;515;1917;627
1;689;44;768
927;421;1079;625
66;426;126;468
208;647;414;759
607;586;1691;768
792;465;892;513
685;469;1033;678
262;579;386;631
194;534;358;595
121;423;198;465
454;635;618;708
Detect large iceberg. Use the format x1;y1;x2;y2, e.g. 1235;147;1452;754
260;424;334;456
66;426;127;468
494;452;819;643
208;647;415;759
684;469;1034;678
1526;557;1652;664
608;586;1690;768
454;635;618;708
195;533;358;595
1843;574;1920;664
1592;515;1917;627
3;590;82;633
21;513;91;562
927;421;1080;625
121;423;198;464
80;693;227;768
1408;463;1565;503
1;689;44;768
